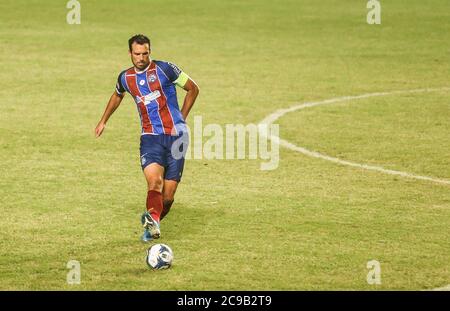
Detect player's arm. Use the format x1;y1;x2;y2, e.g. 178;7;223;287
177;75;199;121
94;91;124;138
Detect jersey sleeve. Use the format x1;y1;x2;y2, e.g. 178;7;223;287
155;61;190;88
115;71;126;95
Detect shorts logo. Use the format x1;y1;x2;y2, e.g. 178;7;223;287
149;74;157;83
141;155;146;165
139;80;145;86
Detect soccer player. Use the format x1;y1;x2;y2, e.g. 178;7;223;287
94;34;199;242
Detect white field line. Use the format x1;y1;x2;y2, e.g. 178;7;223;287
258;87;450;186
430;284;450;291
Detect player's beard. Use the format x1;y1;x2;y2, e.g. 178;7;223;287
134;59;150;71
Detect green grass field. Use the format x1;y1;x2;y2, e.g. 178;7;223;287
0;0;449;290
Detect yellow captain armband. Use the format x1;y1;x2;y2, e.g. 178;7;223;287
174;72;190;88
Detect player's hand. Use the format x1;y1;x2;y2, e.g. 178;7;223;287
95;122;106;138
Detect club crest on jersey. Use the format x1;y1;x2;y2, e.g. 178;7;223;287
149;74;157;83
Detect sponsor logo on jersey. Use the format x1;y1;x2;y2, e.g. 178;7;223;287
143;90;161;104
135;90;161;105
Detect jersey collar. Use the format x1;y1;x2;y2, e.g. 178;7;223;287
134;62;151;74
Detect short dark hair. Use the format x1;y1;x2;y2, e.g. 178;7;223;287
128;34;151;51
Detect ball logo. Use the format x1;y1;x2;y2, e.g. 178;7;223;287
146;243;173;270
139;80;145;86
149;74;157;83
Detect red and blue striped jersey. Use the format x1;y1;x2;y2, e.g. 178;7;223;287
115;60;188;136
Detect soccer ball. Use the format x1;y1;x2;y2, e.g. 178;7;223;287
146;243;174;270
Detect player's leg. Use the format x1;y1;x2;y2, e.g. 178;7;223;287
161;133;188;220
143;162;165;220
141;163;164;240
139;134;167;241
161;180;178;221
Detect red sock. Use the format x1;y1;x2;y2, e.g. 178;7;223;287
146;190;163;223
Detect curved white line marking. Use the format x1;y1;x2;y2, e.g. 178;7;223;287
431;284;450;291
258;87;450;185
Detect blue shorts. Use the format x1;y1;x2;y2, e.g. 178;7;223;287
139;133;189;182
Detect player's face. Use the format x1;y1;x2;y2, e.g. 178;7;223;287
130;43;151;70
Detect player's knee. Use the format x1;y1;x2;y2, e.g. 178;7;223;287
147;176;163;191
